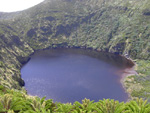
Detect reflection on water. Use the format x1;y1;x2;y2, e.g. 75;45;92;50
21;48;133;103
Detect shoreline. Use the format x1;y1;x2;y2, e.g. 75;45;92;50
120;61;138;101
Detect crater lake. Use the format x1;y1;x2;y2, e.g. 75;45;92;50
21;48;134;103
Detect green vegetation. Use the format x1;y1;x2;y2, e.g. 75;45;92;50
1;85;150;113
124;60;150;100
0;0;150;106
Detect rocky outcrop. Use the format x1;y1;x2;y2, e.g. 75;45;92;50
142;9;150;16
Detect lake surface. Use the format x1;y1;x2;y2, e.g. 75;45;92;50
21;48;134;103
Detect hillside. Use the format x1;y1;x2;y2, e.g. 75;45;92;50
0;0;150;100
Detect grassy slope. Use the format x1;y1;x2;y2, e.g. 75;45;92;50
0;0;150;99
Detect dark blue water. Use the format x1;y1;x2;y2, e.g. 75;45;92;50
21;48;133;103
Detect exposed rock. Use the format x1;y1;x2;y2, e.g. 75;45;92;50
143;9;150;16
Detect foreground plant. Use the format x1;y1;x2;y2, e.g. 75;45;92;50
125;98;150;113
73;98;96;112
1;86;150;113
94;99;126;113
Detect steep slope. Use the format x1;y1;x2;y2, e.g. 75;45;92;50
0;0;150;99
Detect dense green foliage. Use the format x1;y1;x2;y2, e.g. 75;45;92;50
0;85;150;113
124;60;150;100
0;0;150;102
